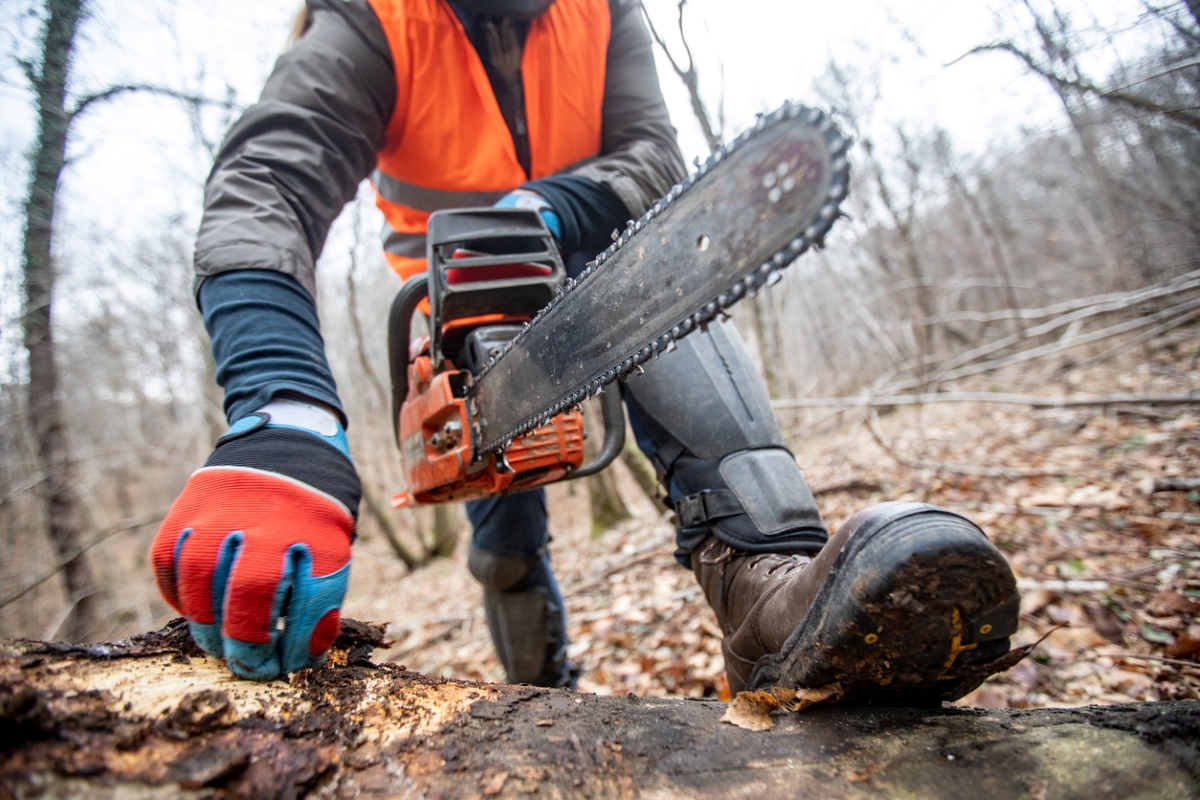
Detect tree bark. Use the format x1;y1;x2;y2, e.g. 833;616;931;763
20;0;100;643
2;622;1198;799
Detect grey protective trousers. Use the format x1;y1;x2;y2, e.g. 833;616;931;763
467;318;829;686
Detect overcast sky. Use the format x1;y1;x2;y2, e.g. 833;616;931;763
0;0;1162;323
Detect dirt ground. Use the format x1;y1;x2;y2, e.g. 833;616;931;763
342;330;1200;708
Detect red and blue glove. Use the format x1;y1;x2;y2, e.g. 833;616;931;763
151;399;361;680
495;190;562;242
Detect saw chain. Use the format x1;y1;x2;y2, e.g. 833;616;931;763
467;102;851;454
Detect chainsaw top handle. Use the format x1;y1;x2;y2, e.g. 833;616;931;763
427;207;565;371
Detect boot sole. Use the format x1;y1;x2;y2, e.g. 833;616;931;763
745;505;1020;706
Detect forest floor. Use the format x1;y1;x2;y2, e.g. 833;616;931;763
342;329;1200;708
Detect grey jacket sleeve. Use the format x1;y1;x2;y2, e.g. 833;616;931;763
193;0;395;298
571;0;687;218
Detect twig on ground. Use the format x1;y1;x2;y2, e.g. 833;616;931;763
866;409;1067;478
1107;653;1200;669
1146;478;1200;493
774;391;1200;411
1033;305;1200;388
570;546;668;595
810;477;886;496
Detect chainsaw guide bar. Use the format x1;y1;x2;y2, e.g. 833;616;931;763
469;103;851;455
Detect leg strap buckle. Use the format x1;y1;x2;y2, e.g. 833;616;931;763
675;489;743;528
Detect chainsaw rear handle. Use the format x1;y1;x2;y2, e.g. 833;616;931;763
569;388;624;480
387;270;625;479
388;272;429;448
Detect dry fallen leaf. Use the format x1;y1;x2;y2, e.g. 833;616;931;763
720;684;843;731
780;683;843;712
1153;590;1200;616
720;690;778;731
1165;635;1200;659
482;771;509;796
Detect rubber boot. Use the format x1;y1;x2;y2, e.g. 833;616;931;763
693;502;1021;705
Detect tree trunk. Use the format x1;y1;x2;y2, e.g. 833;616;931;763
583;399;630;536
20;0;100;643
1185;0;1200;34
429;503;459;559
361;482;421;569
620;437;662;503
2;622;1198;799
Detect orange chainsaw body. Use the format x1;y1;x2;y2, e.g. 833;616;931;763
394;350;584;507
389;208;603;509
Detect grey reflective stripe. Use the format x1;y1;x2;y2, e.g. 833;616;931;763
382;227;426;260
373;169;508;213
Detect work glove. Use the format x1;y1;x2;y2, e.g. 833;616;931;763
494;189;563;242
151;399;361;680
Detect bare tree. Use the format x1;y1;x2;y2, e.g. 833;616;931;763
639;0;722;151
15;0;235;641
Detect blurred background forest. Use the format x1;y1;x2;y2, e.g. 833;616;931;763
1;0;1199;706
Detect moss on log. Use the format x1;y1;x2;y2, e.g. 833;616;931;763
1;620;1197;799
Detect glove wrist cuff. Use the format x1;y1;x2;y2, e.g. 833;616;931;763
206;427;362;522
221;398;352;461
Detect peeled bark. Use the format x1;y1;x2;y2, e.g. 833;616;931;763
2;621;1198;799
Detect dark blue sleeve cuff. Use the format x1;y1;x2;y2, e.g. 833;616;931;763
521;174;630;257
198;270;346;427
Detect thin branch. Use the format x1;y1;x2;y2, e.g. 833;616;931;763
959;41;1200;132
638;0;720;149
361;482;420;570
918;269;1200;326
569;531;672;595
774;391;1200;411
639;2;687;81
0;512;165;611
892;294;1200;393
1107;653;1200;669
16;57;38;86
69;84;238;123
1105;57;1200;93
923;274;1200;378
1036;305;1200;386
810;476;885;496
0;473;47;506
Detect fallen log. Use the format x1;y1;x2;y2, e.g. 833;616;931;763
2;620;1197;799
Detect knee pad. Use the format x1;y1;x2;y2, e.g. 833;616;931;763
468;545;538;592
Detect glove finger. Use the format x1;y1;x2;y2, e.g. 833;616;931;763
278;544;352;674
175;529;244;660
149;524;191;615
218;532;292;680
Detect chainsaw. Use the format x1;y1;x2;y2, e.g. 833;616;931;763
388;103;850;507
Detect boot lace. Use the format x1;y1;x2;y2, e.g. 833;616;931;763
749;553;810;577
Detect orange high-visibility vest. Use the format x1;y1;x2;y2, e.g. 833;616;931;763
366;0;611;281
